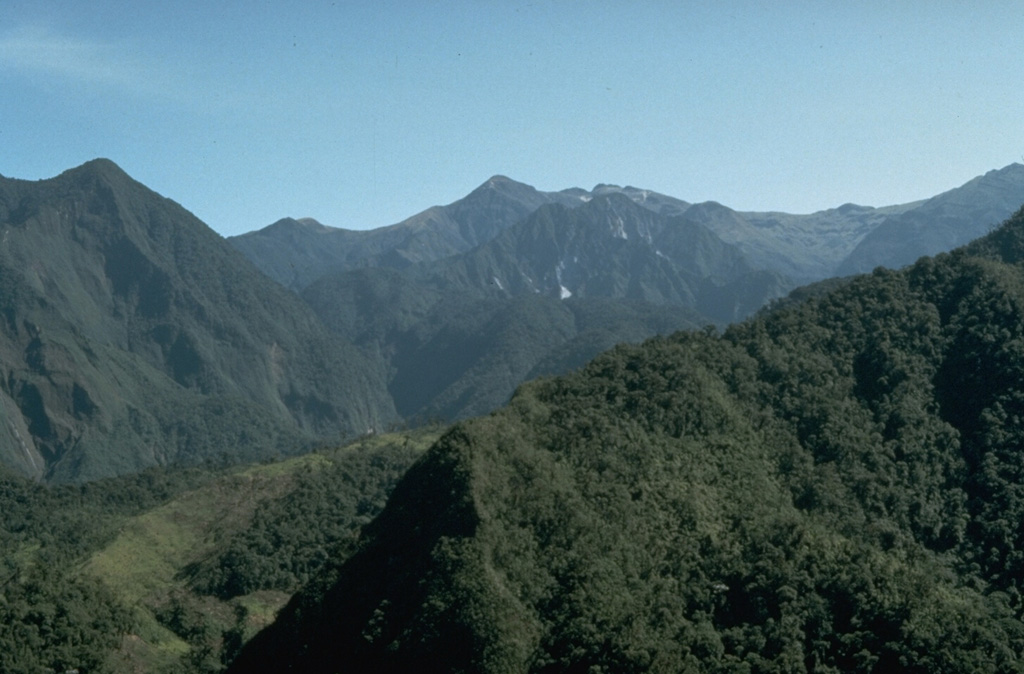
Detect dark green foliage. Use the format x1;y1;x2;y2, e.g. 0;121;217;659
0;566;132;674
0;465;214;564
233;208;1024;672
0;431;430;672
0;465;215;673
187;439;421;598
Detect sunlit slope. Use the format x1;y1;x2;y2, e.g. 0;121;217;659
233;209;1024;673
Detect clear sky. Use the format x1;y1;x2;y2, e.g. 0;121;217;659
2;1;1022;237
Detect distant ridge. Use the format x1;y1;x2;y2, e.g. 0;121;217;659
229;175;584;290
0;159;394;482
837;163;1024;274
231;164;1024;293
419;193;786;322
227;163;1024;426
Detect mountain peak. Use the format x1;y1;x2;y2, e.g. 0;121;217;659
262;217;334;235
460;175;551;210
836;202;870;214
469;175;537;197
686;200;731;215
579;190;640;210
294;217;336;232
79;157;123;171
62;158;131;183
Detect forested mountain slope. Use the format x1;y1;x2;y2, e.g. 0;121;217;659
0;429;434;673
232;207;1024;673
0;160;394;482
302;266;705;421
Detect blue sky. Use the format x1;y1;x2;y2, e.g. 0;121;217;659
2;1;1022;236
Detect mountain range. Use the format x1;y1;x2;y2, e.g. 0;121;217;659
231;162;1024;424
230;164;1024;289
3;160;1024;483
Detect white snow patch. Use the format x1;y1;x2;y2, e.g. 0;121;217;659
492;276;505;291
612;216;627;240
579;195;592;202
656;249;668;259
555;262;573;299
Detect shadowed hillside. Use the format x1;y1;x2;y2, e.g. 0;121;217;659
302;265;706;422
0;160;395;482
232;208;1024;673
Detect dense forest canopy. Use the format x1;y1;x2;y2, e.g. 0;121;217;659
0;431;431;673
231;208;1024;672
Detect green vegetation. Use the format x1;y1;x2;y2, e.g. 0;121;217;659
303;267;704;422
6;159;1024;672
232;209;1024;672
0;429;433;672
184;432;429;599
0;466;214;672
0;159;396;483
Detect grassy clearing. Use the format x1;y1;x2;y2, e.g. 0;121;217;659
83;470;288;602
80;428;440;671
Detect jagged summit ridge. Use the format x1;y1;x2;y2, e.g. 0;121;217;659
231;163;1024;292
